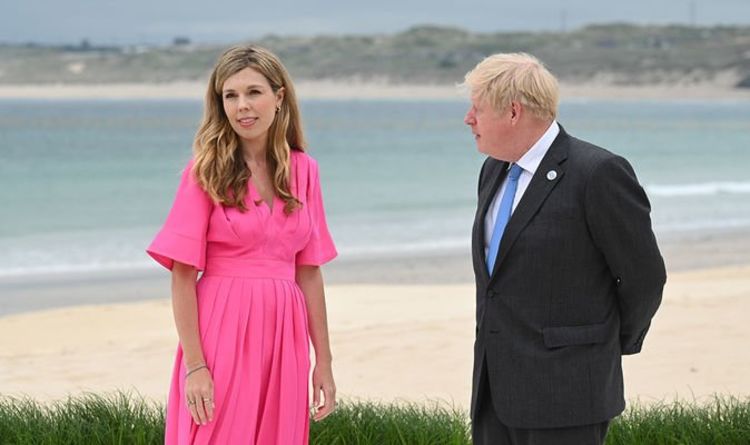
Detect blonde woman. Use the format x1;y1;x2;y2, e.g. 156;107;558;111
147;45;337;444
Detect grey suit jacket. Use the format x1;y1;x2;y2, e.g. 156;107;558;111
471;125;666;429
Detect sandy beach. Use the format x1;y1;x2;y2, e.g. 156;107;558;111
1;259;749;410
1;80;750;101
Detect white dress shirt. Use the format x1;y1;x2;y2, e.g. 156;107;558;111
484;121;560;256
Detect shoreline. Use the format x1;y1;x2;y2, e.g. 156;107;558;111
1;81;750;101
1;226;749;317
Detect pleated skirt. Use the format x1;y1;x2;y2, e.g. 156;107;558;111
164;276;310;444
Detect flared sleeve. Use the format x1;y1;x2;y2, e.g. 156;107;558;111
295;157;337;266
147;159;213;271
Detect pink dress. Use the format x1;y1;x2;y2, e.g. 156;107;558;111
147;150;337;444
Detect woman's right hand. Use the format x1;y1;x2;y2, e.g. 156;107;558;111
185;366;215;425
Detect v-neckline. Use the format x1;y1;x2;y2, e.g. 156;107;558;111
248;178;275;214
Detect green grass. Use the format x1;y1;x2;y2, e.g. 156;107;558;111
0;392;164;445
0;392;748;444
607;396;750;445
309;400;470;445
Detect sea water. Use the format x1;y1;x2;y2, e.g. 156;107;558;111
1;98;749;277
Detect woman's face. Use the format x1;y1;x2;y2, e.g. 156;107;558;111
222;67;284;147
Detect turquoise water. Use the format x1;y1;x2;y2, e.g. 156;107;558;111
1;98;749;276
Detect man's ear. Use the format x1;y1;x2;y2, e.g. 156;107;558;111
509;101;522;123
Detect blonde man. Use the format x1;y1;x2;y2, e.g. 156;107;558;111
463;53;665;445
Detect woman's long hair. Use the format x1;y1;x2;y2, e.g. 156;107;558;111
193;45;305;214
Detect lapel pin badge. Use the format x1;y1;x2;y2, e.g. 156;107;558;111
546;170;557;181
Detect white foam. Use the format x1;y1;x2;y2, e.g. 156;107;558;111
338;237;470;258
655;217;750;232
647;181;750;197
0;260;155;278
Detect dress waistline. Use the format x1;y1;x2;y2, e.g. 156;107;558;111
202;257;295;281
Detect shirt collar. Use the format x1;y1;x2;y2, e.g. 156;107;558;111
514;120;559;175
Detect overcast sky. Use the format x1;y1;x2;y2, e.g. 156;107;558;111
3;0;750;45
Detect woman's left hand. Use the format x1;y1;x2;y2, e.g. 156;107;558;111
310;361;336;422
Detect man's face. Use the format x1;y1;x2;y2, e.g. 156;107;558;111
464;94;515;161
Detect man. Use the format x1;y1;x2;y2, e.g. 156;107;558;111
463;53;666;445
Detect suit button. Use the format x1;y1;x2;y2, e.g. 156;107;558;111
487;290;496;298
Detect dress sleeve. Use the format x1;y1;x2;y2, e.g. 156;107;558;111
146;159;213;271
296;157;338;266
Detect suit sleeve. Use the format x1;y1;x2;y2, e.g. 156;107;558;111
146;159;213;271
295;158;338;266
584;155;666;355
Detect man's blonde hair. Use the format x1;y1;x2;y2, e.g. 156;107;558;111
463;52;559;121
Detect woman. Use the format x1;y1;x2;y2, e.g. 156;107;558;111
147;45;337;444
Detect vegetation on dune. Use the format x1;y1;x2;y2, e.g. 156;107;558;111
2;24;750;88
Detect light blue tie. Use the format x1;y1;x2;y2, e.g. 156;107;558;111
487;163;523;274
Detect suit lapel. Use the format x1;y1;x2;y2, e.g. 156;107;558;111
474;159;509;282
489;128;570;281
